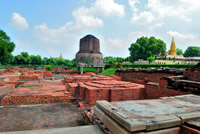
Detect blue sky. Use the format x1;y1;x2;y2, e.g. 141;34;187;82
0;0;200;59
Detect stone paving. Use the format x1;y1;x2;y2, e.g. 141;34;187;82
94;94;200;134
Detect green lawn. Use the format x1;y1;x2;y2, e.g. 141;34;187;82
71;67;102;72
100;68;117;76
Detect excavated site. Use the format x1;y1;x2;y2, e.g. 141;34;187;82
0;63;200;134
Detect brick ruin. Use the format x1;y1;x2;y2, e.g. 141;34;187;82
116;66;200;99
1;64;200;107
0;64;200;133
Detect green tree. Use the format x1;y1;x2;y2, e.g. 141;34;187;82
0;29;15;64
129;36;166;61
147;56;155;64
176;48;183;55
14;55;26;64
184;46;200;57
55;57;65;65
30;55;42;65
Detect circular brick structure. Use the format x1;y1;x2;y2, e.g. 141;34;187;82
76;35;104;65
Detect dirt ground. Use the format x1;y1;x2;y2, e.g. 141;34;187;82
0;103;86;132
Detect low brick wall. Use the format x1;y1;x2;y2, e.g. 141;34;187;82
0;84;15;99
76;80;145;106
110;87;145;102
1;82;71;105
183;69;200;82
145;79;186;99
115;68;184;83
181;125;200;134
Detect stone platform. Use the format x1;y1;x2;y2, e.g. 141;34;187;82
1;81;71;105
94;94;200;134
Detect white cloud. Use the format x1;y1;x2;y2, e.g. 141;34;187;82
149;23;164;31
128;31;144;39
98;35;129;57
166;31;200;50
71;7;103;30
146;0;200;22
9;12;29;31
128;0;140;12
129;0;200;24
34;23;80;59
92;0;125;17
131;11;154;23
167;31;196;40
69;0;124;30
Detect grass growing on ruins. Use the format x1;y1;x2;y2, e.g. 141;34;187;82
71;67;102;72
23;85;40;88
100;68;117;76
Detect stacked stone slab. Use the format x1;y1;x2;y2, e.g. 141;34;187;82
94;94;200;134
76;35;104;65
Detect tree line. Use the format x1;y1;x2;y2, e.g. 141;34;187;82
129;36;200;62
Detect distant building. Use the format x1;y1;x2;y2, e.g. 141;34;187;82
59;54;63;58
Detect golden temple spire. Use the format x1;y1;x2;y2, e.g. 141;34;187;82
169;37;176;55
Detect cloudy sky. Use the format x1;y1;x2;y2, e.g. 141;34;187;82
0;0;200;59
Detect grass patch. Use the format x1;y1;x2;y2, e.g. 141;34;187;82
71;67;102;72
100;68;117;76
23;85;39;88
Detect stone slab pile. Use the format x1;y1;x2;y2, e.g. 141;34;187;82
1;81;71;105
94;94;200;134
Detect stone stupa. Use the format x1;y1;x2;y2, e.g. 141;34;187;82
75;34;104;65
169;37;176;55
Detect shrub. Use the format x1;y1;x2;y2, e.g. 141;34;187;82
44;65;53;71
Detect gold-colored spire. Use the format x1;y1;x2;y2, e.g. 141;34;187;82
169;37;176;55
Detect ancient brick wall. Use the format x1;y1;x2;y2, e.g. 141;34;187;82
115;68;184;84
183;69;200;82
145;79;186;99
110;87;145;102
116;71;177;83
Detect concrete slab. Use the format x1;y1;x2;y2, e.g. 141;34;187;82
95;94;200;132
0;125;104;134
94;106;131;134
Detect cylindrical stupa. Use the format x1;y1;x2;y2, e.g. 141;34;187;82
169;37;176;55
76;35;104;65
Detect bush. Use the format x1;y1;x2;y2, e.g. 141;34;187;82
116;63;122;68
44;65;53;71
